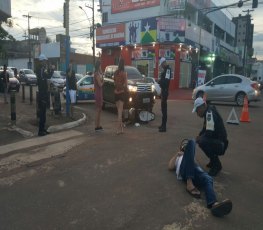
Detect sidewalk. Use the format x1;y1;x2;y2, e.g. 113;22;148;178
0;91;85;146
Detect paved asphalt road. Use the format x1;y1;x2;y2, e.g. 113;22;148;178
0;92;262;230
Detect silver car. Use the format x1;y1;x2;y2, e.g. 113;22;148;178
192;74;261;106
19;69;37;85
48;71;66;90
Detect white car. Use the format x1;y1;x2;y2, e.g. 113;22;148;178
48;71;66;90
144;77;161;97
192;74;261;106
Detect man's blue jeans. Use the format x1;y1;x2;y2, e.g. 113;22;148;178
179;139;217;208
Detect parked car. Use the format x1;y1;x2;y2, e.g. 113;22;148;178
0;70;20;92
48;71;66;90
143;76;161;97
103;65;155;119
63;74;95;102
18;69;37;85
75;73;84;82
192;74;261;106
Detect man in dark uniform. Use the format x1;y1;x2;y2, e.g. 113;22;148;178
192;97;229;176
0;64;10;103
36;54;54;136
158;57;172;132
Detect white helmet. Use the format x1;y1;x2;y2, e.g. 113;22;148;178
39;53;48;61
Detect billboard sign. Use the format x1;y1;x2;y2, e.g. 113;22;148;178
157;17;185;43
96;24;125;48
112;0;160;14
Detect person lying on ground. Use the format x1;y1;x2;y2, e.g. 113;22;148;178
168;139;232;217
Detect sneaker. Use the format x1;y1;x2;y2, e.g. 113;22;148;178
44;130;50;135
211;199;232;217
38;132;47;136
206;161;212;168
95;126;103;132
159;127;166;132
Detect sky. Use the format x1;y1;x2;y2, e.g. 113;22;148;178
2;0;263;60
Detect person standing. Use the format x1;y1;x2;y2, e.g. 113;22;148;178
94;60;104;131
114;58;127;134
66;62;77;119
158;57;172;132
36;54;54;136
192;97;229;176
0;64;10;104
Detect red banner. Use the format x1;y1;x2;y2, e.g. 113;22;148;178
96;24;125;46
112;0;160;14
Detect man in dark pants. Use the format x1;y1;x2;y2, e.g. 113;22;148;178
192;97;229;176
0;64;10;103
168;139;232;217
36;54;54;136
158;57;171;132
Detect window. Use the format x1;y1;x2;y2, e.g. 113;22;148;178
82;76;93;85
102;12;108;23
226;76;242;84
211;76;227;85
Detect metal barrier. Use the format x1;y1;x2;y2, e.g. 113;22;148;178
10;90;16;125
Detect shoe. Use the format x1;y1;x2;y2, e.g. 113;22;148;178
44;130;50;134
211;199;232;217
95;126;104;132
208;164;222;177
186;187;201;199
38;132;47;136
159;127;166;132
206;161;212;168
158;125;163;129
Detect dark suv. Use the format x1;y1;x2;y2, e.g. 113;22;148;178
103;65;155;120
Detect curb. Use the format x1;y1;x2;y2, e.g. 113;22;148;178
47;113;87;133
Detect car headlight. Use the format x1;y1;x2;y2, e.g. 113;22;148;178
128;85;137;92
151;84;155;92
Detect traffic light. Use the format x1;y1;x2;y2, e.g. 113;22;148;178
252;0;258;8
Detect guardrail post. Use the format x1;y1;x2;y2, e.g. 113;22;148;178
22;83;25;103
36;91;39;118
10;90;16;125
30;84;33;105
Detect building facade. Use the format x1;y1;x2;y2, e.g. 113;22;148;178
232;14;254;76
97;0;242;90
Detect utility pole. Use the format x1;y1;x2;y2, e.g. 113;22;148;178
64;0;70;116
22;13;32;69
85;0;96;67
242;9;253;76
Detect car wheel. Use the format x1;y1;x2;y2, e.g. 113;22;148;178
196;91;204;99
236;92;245;106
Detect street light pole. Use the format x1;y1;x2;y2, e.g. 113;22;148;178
85;0;96;67
23;13;32;69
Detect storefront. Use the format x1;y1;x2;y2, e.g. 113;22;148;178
97;16;196;90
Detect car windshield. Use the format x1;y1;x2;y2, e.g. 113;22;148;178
53;72;62;78
76;74;84;81
24;69;34;74
125;67;143;80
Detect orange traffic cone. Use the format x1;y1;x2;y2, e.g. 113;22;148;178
240;96;250;122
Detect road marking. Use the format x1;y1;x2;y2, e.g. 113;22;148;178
0;130;84;156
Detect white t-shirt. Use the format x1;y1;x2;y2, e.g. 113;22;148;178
175;155;183;180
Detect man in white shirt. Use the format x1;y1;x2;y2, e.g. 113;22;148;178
168;139;232;217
